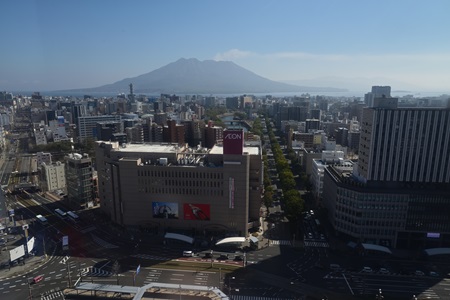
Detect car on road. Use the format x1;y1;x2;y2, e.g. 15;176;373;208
183;250;195;257
429;271;439;277
361;267;373;273
218;254;229;260
203;253;213;259
378;268;390;274
414;270;425;276
330;264;342;271
32;275;44;284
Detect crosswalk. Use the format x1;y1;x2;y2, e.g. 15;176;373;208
304;241;329;248
40;289;65;300
131;253;167;261
269;240;291;246
80;267;113;277
144;269;162;284
59;256;70;264
90;234;119;249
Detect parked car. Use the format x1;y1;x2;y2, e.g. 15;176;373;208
361;267;373;273
414;270;425;276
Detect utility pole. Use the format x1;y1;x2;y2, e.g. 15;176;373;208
27;278;32;300
66;260;72;287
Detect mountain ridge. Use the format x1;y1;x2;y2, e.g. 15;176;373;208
55;58;348;94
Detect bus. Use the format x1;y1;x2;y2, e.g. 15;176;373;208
36;214;48;225
54;208;67;219
66;211;79;222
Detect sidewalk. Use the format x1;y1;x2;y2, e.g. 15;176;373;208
0;254;48;279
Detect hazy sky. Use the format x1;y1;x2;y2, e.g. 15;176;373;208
1;0;450;92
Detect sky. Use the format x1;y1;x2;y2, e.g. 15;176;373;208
1;0;450;93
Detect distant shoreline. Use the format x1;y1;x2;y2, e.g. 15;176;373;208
7;90;450;99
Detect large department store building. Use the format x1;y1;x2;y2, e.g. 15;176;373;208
95;129;263;237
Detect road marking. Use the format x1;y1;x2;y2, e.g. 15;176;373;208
10;285;15;288
170;278;183;281
49;271;55;274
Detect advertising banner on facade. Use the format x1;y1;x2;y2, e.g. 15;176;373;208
229;177;235;209
152;202;179;219
223;129;244;155
27;237;35;253
9;245;25;261
183;203;210;221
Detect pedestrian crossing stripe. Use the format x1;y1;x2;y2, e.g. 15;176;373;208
40;289;65;300
80;267;113;277
304;241;329;248
269;240;291;246
59;256;70;264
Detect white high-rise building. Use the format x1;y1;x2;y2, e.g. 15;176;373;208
357;98;450;183
40;162;66;192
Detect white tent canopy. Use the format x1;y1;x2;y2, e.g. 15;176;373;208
164;233;194;244
215;237;245;246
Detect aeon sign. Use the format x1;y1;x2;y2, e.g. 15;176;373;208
223;129;244;155
224;133;242;140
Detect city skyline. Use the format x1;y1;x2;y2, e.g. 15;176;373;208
1;0;450;93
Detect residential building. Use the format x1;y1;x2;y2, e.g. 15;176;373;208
39;162;66;192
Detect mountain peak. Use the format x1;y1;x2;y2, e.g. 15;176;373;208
59;58;347;94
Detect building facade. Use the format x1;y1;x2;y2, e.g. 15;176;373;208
323;98;450;249
40;162;66;192
65;153;94;208
95;129;263;237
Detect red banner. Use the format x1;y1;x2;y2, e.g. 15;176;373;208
183;203;210;221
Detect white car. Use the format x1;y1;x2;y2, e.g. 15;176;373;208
361;267;373;273
378;268;390;274
415;270;425;276
183;250;194;257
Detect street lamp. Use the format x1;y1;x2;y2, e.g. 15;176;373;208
228;276;235;299
375;289;384;299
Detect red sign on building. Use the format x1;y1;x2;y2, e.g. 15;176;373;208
223;129;244;155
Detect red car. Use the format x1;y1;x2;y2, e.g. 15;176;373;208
32;275;44;284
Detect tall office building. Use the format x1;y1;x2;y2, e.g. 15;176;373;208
364;85;392;107
65;153;94;208
39;162;66;192
323;96;450;248
77;115;122;142
357;98;450;183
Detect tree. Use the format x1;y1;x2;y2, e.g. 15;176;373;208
284;189;304;222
